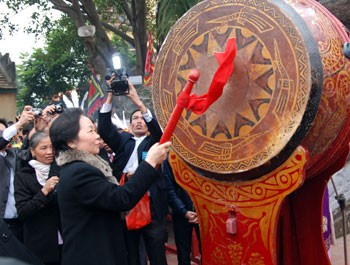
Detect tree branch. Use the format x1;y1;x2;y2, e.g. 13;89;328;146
121;0;132;24
101;21;135;46
50;0;74;15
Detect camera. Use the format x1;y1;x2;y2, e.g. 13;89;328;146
32;108;43;117
53;103;64;114
31;103;64;118
105;69;129;96
104;53;129;96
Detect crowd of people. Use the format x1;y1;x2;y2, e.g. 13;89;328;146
0;78;201;265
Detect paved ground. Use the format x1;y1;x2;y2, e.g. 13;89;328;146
330;235;349;265
165;219;199;265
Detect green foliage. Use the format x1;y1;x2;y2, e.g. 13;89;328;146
0;0;53;39
3;0;199;112
16;17;90;109
156;0;201;44
110;35;136;72
95;0;127;23
146;0;157;34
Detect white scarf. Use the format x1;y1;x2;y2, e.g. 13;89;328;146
28;160;51;186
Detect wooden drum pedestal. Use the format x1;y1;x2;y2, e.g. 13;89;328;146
169;148;307;265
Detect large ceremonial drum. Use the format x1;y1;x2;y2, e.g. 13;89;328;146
152;0;350;180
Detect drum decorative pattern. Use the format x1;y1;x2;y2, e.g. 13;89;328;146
153;0;313;179
285;0;350;177
169;147;307;264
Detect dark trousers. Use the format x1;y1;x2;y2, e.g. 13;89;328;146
126;217;168;265
172;214;201;265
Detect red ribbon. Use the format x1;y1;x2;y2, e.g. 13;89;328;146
159;38;237;144
181;37;237;114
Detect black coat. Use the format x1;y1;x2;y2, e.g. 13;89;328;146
0;148;30;219
163;159;195;217
14;162;61;263
0;219;43;265
57;159;161;265
98;110;168;221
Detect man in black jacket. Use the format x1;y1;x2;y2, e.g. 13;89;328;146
0;107;34;241
98;81;168;265
163;159;201;265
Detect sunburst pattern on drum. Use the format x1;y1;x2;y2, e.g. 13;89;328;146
153;0;312;179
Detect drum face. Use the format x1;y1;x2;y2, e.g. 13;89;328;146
153;0;326;180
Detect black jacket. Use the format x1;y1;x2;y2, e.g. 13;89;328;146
163;159;195;217
0;148;30;219
14;162;61;263
57;153;161;265
98;110;168;221
0;219;43;265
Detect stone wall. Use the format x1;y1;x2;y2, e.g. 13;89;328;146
329;158;350;239
332;202;350;238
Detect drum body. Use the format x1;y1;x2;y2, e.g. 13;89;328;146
153;0;350;180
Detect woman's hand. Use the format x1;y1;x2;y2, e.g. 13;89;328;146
145;141;171;168
41;176;59;196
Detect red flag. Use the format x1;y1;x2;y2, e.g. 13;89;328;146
143;31;156;89
87;72;106;116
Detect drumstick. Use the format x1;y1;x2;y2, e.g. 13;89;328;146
159;69;200;144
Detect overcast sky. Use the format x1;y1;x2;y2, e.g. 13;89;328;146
0;3;61;65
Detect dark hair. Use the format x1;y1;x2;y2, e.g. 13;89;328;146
49;108;83;153
29;131;50;150
129;109;141;124
0;118;8;128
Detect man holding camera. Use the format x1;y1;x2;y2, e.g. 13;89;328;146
0;106;36;241
98;79;169;265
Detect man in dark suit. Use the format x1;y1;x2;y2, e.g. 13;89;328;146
0;107;34;241
98;81;168;265
163;159;201;265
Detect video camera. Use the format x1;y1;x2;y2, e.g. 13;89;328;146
105;69;129;96
104;53;129;96
32;103;64;117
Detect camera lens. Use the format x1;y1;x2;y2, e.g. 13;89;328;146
32;108;43;117
54;103;64;114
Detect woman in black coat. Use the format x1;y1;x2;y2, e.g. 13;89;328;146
49;108;171;265
14;131;61;265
